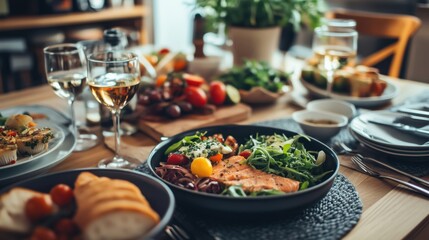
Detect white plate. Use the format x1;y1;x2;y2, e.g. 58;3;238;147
0;123;75;187
0;105;75;187
349;111;429;150
350;130;429;157
350;131;429;162
0;120;66;169
299;76;399;107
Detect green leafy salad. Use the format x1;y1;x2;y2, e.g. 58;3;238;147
240;134;332;191
218;60;290;93
156;132;332;197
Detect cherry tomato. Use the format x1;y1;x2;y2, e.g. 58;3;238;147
209;81;226;105
185;86;207;108
158;48;170;55
7;131;17;137
25;195;54;222
239;149;252;159
155;74;168;87
167;153;188;165
183;73;205;87
173;58;187;71
55;218;79;235
31;226;57;240
50;184;74;207
209;153;223;163
191;157;213;177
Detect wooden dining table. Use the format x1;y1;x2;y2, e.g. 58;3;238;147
1;61;429;239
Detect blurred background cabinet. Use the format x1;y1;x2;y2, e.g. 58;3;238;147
0;0;153;93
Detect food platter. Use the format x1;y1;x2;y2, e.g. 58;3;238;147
147;125;339;216
299;76;399;107
0;105;75;187
0;168;175;240
0;123;75;187
0;120;65;169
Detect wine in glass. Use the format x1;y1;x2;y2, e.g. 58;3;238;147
87;51;140;169
312;26;357;95
44;43;99;151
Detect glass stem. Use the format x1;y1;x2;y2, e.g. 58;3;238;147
326;70;334;96
68;99;78;140
112;110;122;161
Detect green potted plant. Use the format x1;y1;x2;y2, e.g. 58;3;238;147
195;0;325;65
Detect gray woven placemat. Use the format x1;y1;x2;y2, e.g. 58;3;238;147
135;163;362;240
255;118;429;177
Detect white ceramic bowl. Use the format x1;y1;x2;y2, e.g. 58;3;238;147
292;110;348;140
306;99;357;120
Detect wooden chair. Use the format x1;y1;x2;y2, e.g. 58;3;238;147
326;9;421;78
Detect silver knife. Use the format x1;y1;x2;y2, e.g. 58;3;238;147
398;107;429;118
367;119;429;138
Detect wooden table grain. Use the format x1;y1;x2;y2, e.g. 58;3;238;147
1;75;428;239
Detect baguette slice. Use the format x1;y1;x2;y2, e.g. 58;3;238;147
74;189;149;225
73;172;160;240
75;178;148;206
84;211;158;240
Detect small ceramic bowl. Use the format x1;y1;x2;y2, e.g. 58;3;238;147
306;99;357;120
292;110;348;140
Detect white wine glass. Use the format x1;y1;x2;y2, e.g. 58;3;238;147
87;51;140;169
43;43;99;152
312;26;358;95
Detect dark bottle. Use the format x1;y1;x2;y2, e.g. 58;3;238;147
193;13;206;59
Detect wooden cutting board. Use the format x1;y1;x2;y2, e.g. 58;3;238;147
138;103;251;140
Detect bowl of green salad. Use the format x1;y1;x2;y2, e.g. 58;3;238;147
216;60;291;104
147;125;339;216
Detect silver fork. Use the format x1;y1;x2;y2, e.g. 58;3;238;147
165;224;191;240
334;142;429;188
351;156;429;198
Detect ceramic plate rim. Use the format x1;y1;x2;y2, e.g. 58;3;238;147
299;76;398;106
0;125;76;183
350;129;429;158
350;112;429;150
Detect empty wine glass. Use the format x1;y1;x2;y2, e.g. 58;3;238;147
312;26;358;95
87;51;140;169
43;43;99;151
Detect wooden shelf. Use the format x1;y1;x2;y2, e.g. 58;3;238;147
0;6;146;31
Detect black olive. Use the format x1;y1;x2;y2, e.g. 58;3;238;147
138;95;151;106
148;90;162;103
165;104;181;118
177;101;193;113
151;102;170;114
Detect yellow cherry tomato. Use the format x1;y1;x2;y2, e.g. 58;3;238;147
191;157;213;177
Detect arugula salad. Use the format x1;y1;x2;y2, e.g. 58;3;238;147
156;132;332;197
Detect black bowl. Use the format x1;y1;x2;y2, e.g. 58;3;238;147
0;168;175;240
147;125;339;216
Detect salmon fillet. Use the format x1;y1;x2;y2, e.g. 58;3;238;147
211;156;300;193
